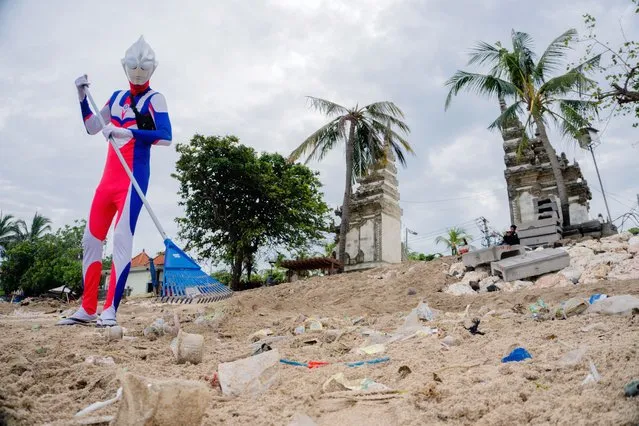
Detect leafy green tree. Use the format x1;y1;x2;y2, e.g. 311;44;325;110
173;135;332;290
0;220;84;296
289;97;413;267
16;212;52;242
408;251;442;261
446;30;599;226
435;227;472;256
579;1;639;126
628;227;639;235
211;270;232;285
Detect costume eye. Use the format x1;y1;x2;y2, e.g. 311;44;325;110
125;58;139;69
140;60;153;71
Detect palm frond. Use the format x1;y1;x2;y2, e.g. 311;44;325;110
288;118;341;163
367;118;414;165
467;41;502;67
445;71;518;109
510;30;536;59
554;99;598;138
305;96;350;117
539;71;597;97
488;101;524;131
365;102;410;134
535;29;577;81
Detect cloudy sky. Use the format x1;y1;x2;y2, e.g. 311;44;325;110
1;0;637;268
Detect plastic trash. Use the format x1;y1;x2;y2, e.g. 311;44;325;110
113;374;209;426
322;373;390;393
528;299;551;320
555;297;588;319
588;294;607;305
624;380;639;397
218;349;280;396
104;326;123;341
75;387;122;417
559;347;587;367
356;344;386;355
304;318;323;331
586;295;639;315
170;330;204;364
249;328;273;342
581;361;601;385
294;325;305;335
85;356;115;366
416;301;435;321
346;357;390;368
502;347;532;363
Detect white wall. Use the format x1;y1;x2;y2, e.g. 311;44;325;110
126;269;152;296
345;218;376;262
382;214;401;263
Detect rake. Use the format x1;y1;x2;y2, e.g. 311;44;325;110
85;87;232;304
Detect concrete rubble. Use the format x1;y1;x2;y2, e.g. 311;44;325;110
446;232;639;295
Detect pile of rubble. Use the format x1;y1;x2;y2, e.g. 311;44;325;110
445;232;639;295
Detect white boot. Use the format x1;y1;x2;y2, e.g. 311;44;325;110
56;306;98;325
97;306;118;327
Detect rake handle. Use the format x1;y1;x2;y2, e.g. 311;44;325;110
84;86;168;241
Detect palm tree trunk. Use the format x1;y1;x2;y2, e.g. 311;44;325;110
534;118;571;226
498;93;507;113
337;121;356;270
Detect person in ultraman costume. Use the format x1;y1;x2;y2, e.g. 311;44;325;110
58;36;172;326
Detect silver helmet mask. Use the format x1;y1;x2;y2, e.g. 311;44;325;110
121;36;158;85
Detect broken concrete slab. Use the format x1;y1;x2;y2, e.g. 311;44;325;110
462;245;526;269
520;233;561;248
491;248;570;282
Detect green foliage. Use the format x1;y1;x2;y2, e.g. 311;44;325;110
173;135;333;290
0;219;84;296
435;227;472;256
211;270;232;285
628;227;639;235
407;251;442;261
579;2;639;126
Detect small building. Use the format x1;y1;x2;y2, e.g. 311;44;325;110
279;257;342;282
103;250;164;297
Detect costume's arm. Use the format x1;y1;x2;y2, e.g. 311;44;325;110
80;93;115;135
130;93;172;146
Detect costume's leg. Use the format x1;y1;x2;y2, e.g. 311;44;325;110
57;187;116;325
99;183;146;326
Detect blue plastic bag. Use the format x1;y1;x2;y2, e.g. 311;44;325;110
502;347;532;363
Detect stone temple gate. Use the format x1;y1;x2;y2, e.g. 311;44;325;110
500;115;592;226
342;148;402;272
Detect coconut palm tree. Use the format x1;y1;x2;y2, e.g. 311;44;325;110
435;227;472;256
289;97;413;267
445;29;600;226
0;211;18;248
15;212;52;242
